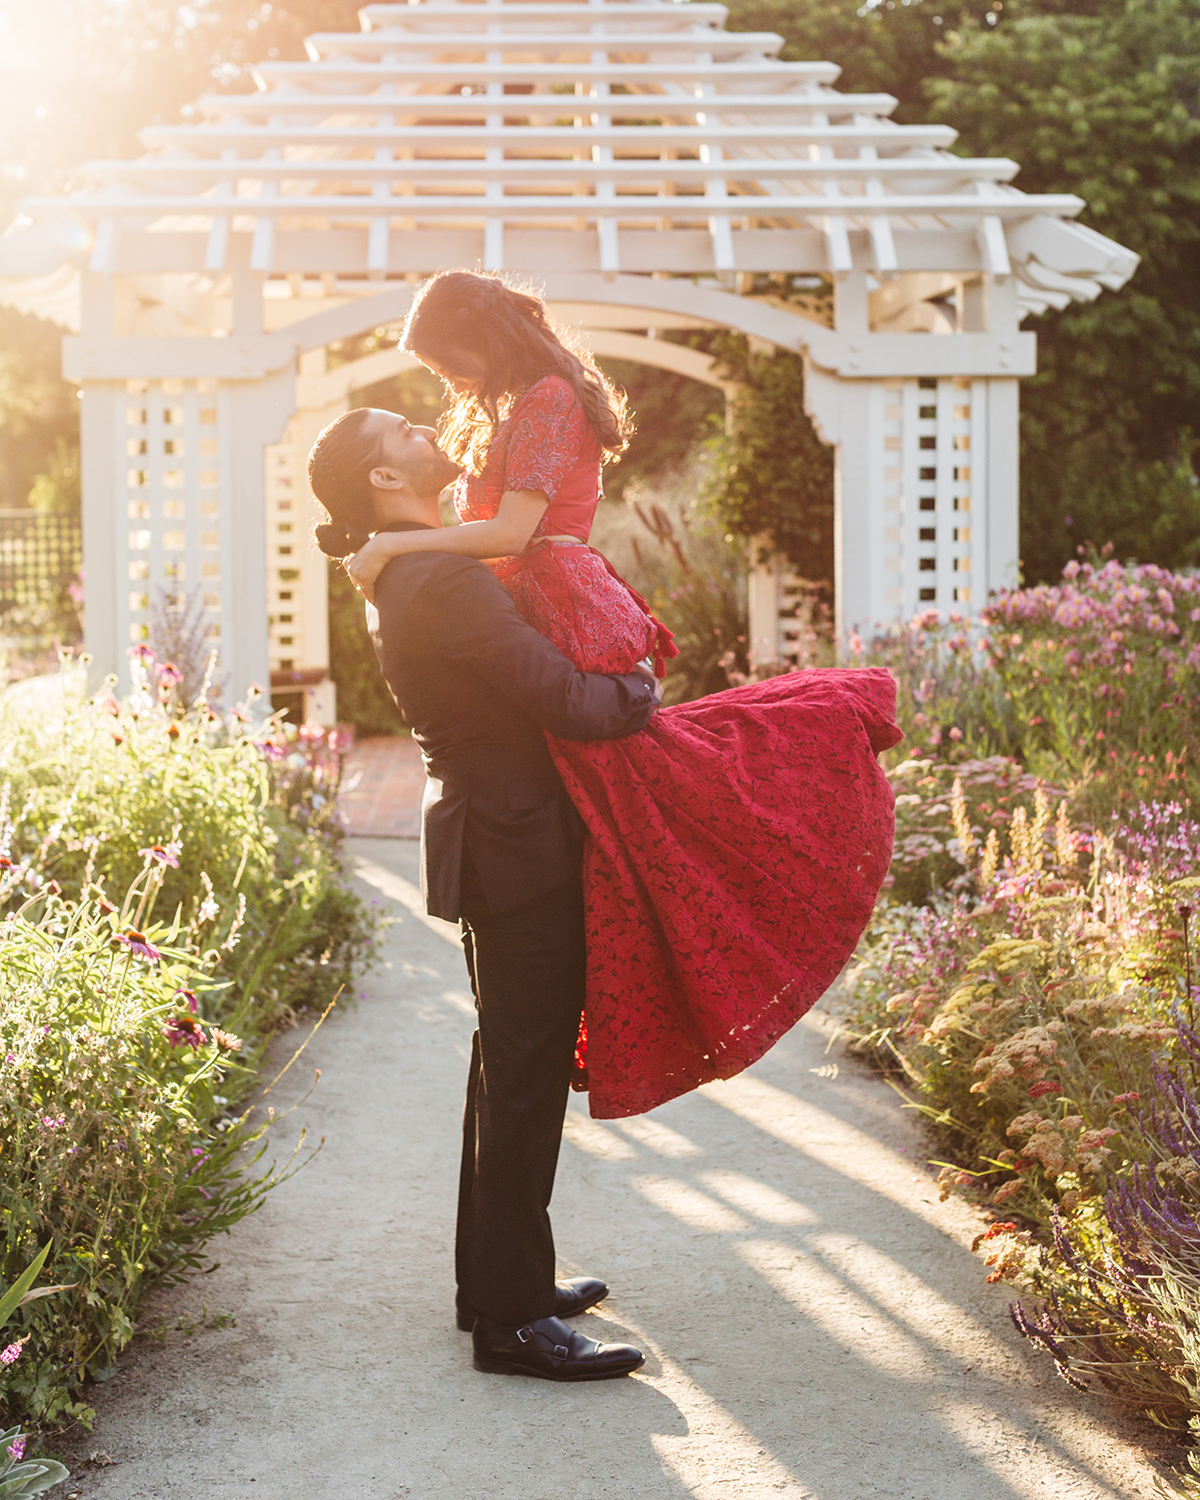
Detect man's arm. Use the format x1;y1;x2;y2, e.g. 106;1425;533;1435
378;554;656;740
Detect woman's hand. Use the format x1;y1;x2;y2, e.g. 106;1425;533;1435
346;532;412;603
631;660;664;705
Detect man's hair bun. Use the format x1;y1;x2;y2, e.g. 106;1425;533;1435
314;522;370;558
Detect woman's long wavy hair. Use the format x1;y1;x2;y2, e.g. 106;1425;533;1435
400;270;631;474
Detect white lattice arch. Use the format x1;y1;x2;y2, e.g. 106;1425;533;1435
0;0;1138;708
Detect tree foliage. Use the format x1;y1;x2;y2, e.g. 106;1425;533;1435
704;335;834;584
721;0;1200;583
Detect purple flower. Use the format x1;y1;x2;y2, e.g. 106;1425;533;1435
164;1015;205;1049
175;988;199;1014
157;661;184;685
115;929;162;962
4;1436;25;1462
0;1337;27;1366
139;843;181;868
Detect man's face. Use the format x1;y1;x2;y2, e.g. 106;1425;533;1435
365;410;460;499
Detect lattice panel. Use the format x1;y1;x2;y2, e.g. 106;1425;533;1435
266;438;303;675
120;379;230;656
882;376;980;618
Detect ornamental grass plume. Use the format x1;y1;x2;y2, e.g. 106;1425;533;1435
950;777;976;866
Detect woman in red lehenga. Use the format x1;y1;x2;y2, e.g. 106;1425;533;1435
348;270;901;1119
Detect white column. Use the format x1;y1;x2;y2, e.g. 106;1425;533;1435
224;367;296;700
746;538;782;667
806;363;1017;637
805;370;891;638
984;377;1020;598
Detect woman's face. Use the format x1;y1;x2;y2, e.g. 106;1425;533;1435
419;353;484;397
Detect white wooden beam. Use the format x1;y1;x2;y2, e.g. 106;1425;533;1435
978;214;1011;278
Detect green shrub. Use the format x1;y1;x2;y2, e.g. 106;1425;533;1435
327;564;406;738
0;654;376;1040
0;656;377;1428
0;872;313;1428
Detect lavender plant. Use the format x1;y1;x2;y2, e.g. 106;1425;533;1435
997;1021;1200;1452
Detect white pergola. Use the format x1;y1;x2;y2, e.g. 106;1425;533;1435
0;0;1137;710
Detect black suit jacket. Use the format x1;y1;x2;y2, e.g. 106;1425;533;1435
368;526;655;921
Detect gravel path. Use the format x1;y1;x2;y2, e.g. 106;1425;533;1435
64;837;1166;1500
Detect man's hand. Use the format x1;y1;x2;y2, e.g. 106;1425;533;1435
346;534;401;603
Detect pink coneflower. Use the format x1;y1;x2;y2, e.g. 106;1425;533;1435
115;929;161;962
157;662;183;685
164;1015;205;1050
175;988;199;1013
127;643;155;662
211;1027;243;1053
138;844;181;868
0;856;12;871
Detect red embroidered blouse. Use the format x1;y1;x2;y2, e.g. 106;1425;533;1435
453;376;601;541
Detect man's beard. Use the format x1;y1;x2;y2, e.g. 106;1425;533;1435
402;445;460;500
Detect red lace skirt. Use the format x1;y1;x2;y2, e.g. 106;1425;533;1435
491;543;900;1119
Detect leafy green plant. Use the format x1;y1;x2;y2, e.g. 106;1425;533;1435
0;658;375;1429
0;1425;69;1497
0;1249;72;1492
0;651;377;1041
702;331;834;584
0;867;321;1428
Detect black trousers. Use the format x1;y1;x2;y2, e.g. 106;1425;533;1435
455;870;586;1326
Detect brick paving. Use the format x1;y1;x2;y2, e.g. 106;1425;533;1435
337;734;424;838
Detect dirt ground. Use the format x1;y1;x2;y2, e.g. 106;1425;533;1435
59;837;1169;1500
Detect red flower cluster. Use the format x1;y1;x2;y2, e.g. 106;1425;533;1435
983;1222;1017;1241
1028;1080;1061;1099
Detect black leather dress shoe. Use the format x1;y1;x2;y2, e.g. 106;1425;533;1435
472;1314;643;1381
456;1276;608;1332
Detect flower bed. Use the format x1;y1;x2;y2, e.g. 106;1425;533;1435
0;655;376;1431
842;560;1200;1491
857;558;1200;822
